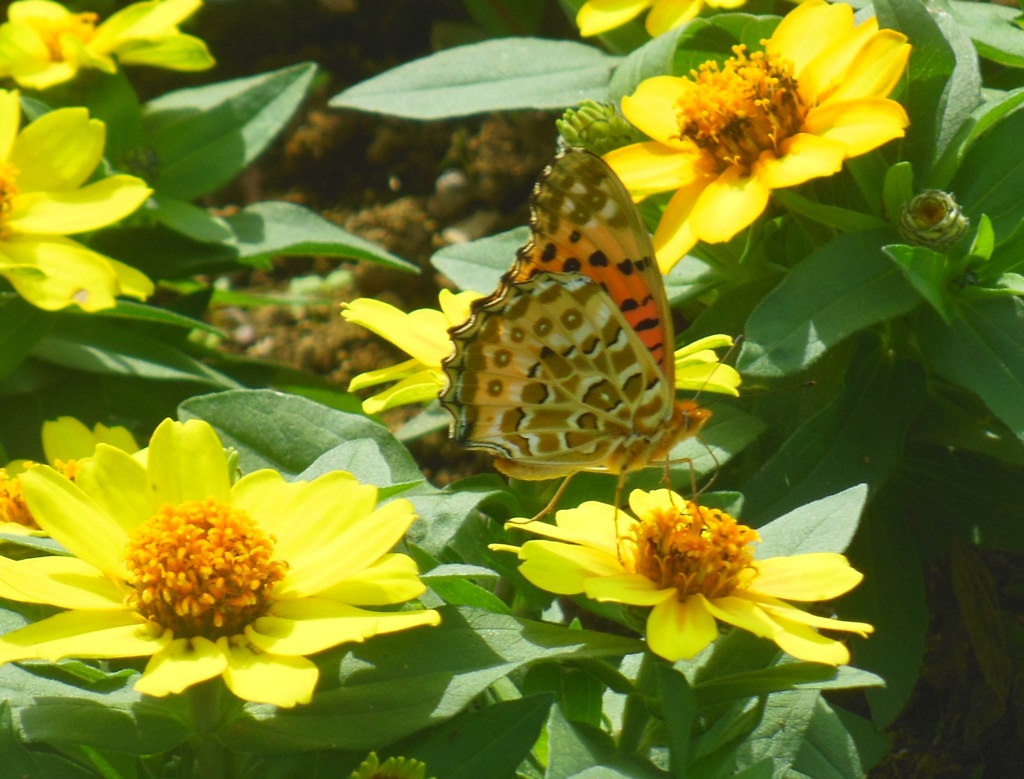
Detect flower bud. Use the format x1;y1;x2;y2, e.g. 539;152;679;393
556;100;643;156
898;189;969;250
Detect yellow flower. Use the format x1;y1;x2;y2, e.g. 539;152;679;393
0;89;153;310
0;419;440;707
605;0;911;271
674;334;740;396
494;489;872;664
577;0;747;38
341;289;483;414
0;0;214;90
1;416;138;535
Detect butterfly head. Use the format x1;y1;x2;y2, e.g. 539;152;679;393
674;399;711;439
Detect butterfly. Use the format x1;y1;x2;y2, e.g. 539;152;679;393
439;148;710;483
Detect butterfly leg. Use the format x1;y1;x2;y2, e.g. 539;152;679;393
506;474;578;524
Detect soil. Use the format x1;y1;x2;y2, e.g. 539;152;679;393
170;1;1023;775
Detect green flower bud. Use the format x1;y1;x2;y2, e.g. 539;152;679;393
556;100;644;156
898;189;969;251
350;752;433;779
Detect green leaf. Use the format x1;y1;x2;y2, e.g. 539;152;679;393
875;0;981;173
735;688;819;774
0;662;191;755
223;201;415;271
742;343;926;524
77;71;143;167
330;39;619;119
772;189;888;232
144;62;318;200
29;320;239;387
755;484;868;558
883;243;954;322
71;299;223;337
431;227;527;293
929;86;1024;189
917;296;1024;442
841;490;927;728
694;663;883;709
218;607;643;753
738;230;919;377
0;296;55;381
179;389;418;480
882;161;915;222
544;703;663;779
399;695;551;779
149;196;233;243
785;696;874;779
657;664;696;777
951;102;1024;240
950;0;1024;67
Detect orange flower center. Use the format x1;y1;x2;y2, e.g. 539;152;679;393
124;499;288;639
0;468;36;529
625;501;759;600
26;11;98;61
675;45;807;173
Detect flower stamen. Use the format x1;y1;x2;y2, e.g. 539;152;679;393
674;45;807;173
624;501;759;601
0;468;36;528
124;499;288;639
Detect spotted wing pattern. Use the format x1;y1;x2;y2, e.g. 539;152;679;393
440;149;708;480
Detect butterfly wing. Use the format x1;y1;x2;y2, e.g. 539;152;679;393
440;270;671;480
508;148;676;386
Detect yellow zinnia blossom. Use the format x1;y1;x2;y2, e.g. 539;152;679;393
344;291;740;413
577;0;747;38
341;289;484;414
0;0;214;90
0;89;153;310
1;416;138;535
606;0;911;271
0;418;440;707
493;489;872;664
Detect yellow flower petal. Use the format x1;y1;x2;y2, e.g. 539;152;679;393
221;638;317;707
7;174;151;235
41;416;136;463
646;594;718;661
0;235;147;311
576;0;651;37
753;597;873;636
825;30;912;104
644;0;702;37
584;572;675;606
348;357;424;392
0;89;21;162
0;555;123;609
115;33;214;71
19;465;132;577
749;553;863;601
516;539;623;594
702;594;780;639
316;553;426;606
438;288;483;327
361;369;445;414
757;133;846;190
802;98;909;158
135;636;227;696
766;0;854;80
147;418;231;506
341;298;452;367
74;444;153;532
275;499;416;599
251;597;439;656
651;175;709;272
799;16;879;101
511;500;623;553
0;609;166;664
90;0;202;54
769;614;851;665
9;107;104;192
676;360;741;396
690;167;770;244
